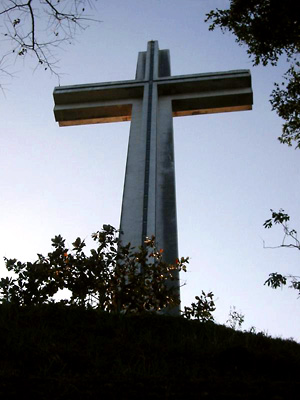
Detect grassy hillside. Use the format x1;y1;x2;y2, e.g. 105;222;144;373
0;303;299;399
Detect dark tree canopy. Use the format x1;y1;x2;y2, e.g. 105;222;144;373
206;0;300;66
270;63;300;148
206;0;300;148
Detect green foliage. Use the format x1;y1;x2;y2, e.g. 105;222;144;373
206;0;300;149
0;225;189;314
264;273;287;289
264;272;300;295
0;225;219;319
182;291;216;322
263;209;290;229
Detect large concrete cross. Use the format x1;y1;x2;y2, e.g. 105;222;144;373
53;41;253;312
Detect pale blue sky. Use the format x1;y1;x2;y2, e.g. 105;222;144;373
1;0;299;340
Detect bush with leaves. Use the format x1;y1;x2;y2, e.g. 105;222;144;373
0;225;190;314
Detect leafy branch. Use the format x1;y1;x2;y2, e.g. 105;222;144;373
263;209;300;295
263;209;300;250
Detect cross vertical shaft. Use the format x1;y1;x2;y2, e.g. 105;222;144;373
119;42;180;310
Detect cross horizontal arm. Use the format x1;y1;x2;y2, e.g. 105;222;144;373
53;80;144;126
158;70;253;117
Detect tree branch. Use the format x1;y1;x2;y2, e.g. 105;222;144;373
28;0;34;49
0;0;100;82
